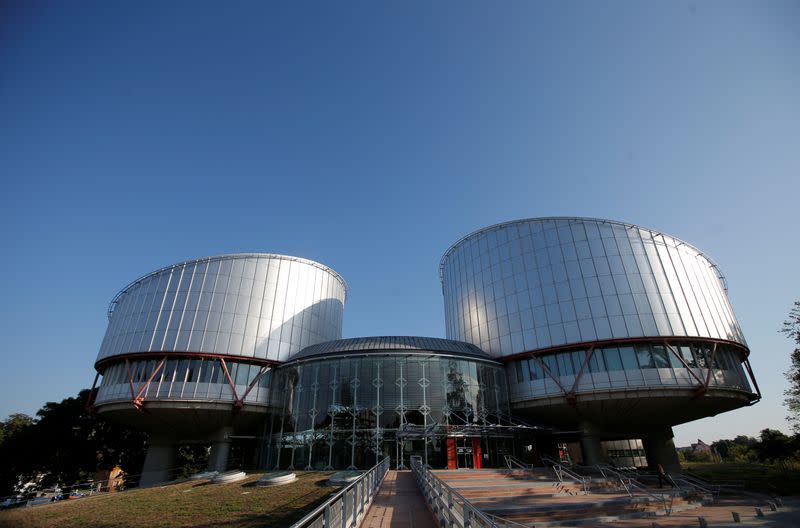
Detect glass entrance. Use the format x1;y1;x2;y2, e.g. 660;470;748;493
456;437;473;469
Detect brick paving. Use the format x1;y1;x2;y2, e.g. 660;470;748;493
432;469;800;527
362;470;435;528
361;468;800;528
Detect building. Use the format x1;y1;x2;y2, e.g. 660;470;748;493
439;217;760;470
90;254;346;485
264;336;528;471
89;217;759;481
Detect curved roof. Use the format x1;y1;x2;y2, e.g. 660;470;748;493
439;216;726;289
108;253;347;319
290;336;495;362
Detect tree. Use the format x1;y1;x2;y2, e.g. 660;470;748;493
755;428;794;462
0;414;37;493
782;301;800;433
0;413;35;447
0;390;147;495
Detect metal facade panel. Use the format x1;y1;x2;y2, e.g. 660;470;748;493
96;254;346;364
440;218;747;358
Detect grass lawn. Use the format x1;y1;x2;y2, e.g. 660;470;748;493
0;471;337;528
682;462;800;496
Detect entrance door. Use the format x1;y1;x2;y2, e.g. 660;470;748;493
456;437;473;469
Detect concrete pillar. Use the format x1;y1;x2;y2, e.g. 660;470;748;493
208;426;234;472
140;436;178;487
579;423;603;465
642;426;681;474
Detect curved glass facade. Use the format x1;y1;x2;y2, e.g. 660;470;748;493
507;341;753;405
441;218;746;358
266;342;511;470
95;357;272;407
97;254;346;365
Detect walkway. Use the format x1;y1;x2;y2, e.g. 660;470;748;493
362;470;435;528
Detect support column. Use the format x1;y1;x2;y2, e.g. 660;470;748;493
140;435;178;487
642;426;681;474
579;423;603;465
208;426;234;472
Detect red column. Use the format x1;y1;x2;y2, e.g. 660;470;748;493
472;438;482;469
447;438;457;469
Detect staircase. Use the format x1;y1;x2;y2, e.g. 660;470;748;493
433;468;701;526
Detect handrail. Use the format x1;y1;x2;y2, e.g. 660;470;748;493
684;470;746;491
411;458;528;528
290;457;390;528
540;455;589;494
503;454;534;470
594;464;633;497
595;464;678;514
623;477;676;515
672;475;719;498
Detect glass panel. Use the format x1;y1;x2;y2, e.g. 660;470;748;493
636;344;655;368
529;358;544;380
175;359;189;383
590;349;607;372
651;345;670;369
543;354;559;377
209;360;222;383
679;345;697;367
665;345;684;368
558;353;574;376
186;359;197;383
198;359;212;383
570;350;586;373
618;346;638;370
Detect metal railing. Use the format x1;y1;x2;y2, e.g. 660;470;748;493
672;474;720;499
595;464;684;514
594;464;635;496
503;454;534;470
540;455;589;494
290;457;390;528
625;477;677;515
411;457;528;528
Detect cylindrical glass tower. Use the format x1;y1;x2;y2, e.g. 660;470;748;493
90;253;346;484
266;337;512;471
440;218;759;467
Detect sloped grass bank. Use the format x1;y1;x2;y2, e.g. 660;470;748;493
0;472;336;528
684;462;800;496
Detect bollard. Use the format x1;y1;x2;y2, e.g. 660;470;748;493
755;507;764;517
774;497;783;507
768;501;777;511
698;517;708;528
731;512;740;522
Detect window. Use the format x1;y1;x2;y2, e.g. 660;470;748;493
635;344;655;368
651;345;670;368
603;347;623;371
619;346;638;370
589;349;607;372
679;345;696;367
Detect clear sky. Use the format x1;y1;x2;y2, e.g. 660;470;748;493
1;1;798;447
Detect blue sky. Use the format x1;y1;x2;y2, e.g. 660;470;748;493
1;1;798;447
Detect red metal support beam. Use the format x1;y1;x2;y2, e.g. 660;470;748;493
132;357;167;411
743;358;762;400
219;358;240;404
703;342;719;390
85;371;100;412
533;356;571;398
567;347;595;404
664;343;706;386
236;366;271;410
